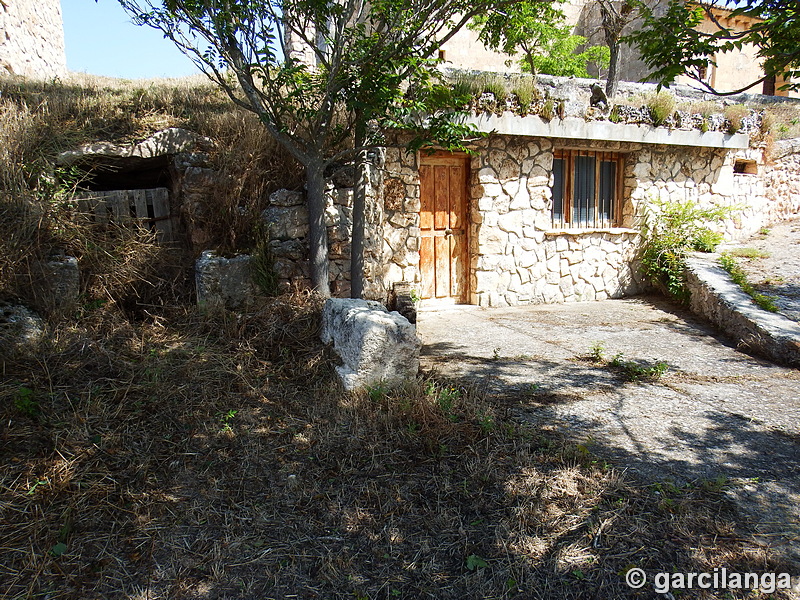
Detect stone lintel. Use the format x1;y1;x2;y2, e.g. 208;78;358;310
462;114;750;150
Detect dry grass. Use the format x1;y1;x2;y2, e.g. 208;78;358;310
193;109;303;253
762;103;800;140
0;296;793;600
0;74;303;311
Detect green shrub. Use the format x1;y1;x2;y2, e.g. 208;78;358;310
13;386;39;418
609;354;669;382
640;199;735;301
691;228;723;252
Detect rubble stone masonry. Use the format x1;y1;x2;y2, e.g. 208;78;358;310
0;0;66;79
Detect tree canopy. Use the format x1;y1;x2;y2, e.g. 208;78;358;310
471;2;609;77
118;0;505;295
628;0;800;95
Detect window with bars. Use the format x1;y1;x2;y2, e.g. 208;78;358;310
551;150;623;228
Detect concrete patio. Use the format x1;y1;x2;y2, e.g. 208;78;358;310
418;295;800;569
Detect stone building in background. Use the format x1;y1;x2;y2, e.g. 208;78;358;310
0;0;66;79
440;0;798;99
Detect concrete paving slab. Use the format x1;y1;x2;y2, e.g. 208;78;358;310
418;295;800;568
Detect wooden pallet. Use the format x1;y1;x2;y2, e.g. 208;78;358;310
73;188;174;243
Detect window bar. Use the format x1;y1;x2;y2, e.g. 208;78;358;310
595;152;601;228
600;152;606;228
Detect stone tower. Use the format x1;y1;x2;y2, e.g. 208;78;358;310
0;0;67;78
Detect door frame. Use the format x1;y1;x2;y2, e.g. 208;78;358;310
417;149;471;305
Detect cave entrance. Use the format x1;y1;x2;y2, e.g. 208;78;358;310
70;155;179;244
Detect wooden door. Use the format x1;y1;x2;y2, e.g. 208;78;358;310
419;152;469;302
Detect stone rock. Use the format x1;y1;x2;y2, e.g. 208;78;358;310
262;205;309;240
195;251;259;309
270;239;307;261
0;302;45;355
329;187;354;207
174;152;211;170
392;281;418;324
269;189;304;207
321;298;421;391
328;165;356;188
325;204;353;242
57;128;213;168
182;167;216;193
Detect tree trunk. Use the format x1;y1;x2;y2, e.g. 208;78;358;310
605;40;621;99
350;117;368;299
305;159;331;297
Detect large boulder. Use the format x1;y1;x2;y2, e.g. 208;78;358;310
321;298;420;391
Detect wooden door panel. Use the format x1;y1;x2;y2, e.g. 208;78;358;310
449;165;464;230
419;153;468;302
434;165;449;230
434;236;450;297
419;165;434;230
450;233;466;298
420;236;435;299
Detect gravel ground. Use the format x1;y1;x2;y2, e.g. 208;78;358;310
418;295;800;572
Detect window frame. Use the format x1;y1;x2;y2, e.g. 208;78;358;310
551;149;625;229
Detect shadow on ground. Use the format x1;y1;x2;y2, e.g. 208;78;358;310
419;296;800;570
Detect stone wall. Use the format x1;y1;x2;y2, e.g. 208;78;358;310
374;134;800;307
174;128;800;309
261;155;386;298
0;0;66;79
687;140;800;241
760;140;800;224
378;136;728;307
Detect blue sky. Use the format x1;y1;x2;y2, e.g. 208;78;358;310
62;0;204;79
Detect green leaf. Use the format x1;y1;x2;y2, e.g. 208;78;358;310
466;554;488;570
51;542;67;557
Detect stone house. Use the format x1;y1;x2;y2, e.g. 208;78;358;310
60;79;800;310
268;6;800;308
440;0;798;99
329;77;800;307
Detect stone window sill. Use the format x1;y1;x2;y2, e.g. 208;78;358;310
544;227;637;236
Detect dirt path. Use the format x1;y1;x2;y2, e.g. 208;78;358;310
723;217;800;322
418;296;800;570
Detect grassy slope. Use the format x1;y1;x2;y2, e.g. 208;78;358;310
0;74;301;308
